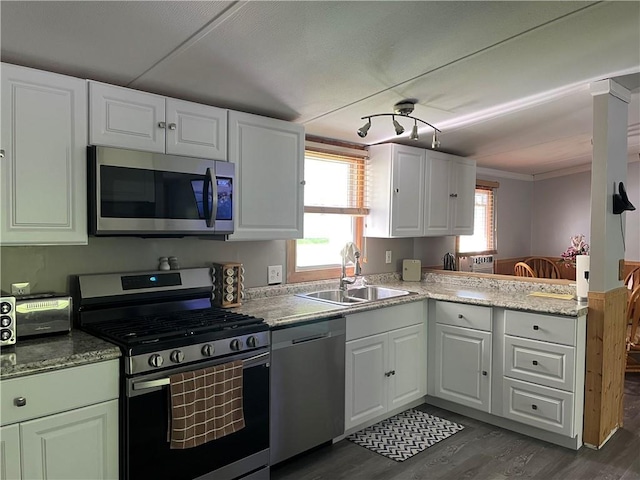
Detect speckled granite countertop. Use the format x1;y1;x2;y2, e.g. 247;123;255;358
0;330;121;380
237;273;588;327
1;272;585;379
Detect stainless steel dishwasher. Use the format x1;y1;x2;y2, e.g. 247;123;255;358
270;316;346;465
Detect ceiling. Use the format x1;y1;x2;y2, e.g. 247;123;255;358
2;1;639;176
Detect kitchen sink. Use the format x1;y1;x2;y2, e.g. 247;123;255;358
297;290;367;306
297;286;412;306
344;285;411;301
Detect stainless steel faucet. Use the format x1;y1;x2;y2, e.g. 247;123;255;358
340;251;361;290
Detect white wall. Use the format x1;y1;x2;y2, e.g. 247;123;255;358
531;160;639;261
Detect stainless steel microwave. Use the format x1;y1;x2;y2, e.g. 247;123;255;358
88;146;234;237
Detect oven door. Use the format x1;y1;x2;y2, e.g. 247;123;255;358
89;145;234;236
124;350;269;480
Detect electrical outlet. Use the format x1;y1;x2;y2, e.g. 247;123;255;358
268;265;282;285
385;250;392;264
11;282;30;296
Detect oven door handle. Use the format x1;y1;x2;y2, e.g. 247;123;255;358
132;352;270;391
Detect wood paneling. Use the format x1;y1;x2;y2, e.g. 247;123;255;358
583;287;629;448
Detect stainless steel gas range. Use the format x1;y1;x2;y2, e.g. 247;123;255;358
74;268;270;480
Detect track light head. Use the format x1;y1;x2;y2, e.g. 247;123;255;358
431;131;440;149
392;116;404;135
410;121;419;141
357;118;371;138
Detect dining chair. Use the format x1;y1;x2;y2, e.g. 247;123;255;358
524;257;562;279
625;266;640;292
626;286;640;373
514;262;536;278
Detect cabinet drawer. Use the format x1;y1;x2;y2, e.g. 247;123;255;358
505;310;576;346
504;335;575;391
346;301;424;341
503;377;574;437
435;301;492;331
1;360;118;426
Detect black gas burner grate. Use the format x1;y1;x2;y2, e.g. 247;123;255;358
86;307;264;345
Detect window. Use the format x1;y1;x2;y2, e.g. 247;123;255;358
287;144;368;282
456;180;498;255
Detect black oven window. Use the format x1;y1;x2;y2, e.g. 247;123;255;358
101;165;204;219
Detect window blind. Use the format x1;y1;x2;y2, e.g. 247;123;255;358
458;185;497;254
303;150;369;215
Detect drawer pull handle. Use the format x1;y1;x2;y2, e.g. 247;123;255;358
532;360;538;366
14;397;26;407
532;404;538;410
458;314;464;319
482;370;488;376
533;325;539;330
385;370;396;377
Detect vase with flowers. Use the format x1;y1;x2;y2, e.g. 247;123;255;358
559;234;590;267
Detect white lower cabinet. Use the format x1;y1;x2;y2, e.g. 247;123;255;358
0;424;21;480
427;302;586;448
345;302;426;431
0;360;119;480
434;323;491;412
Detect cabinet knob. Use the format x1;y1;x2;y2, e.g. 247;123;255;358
532;404;538;410
168;123;177;130
158;122;166;129
394;188;399;193
300;180;306;185
450;193;458;198
14;397;26;407
482;371;488;376
532;360;538;366
0;149;5;158
533;325;539;331
458;314;464;319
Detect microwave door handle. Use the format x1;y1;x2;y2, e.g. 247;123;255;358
204;167;217;228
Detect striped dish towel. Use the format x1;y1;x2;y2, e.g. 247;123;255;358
168;360;245;449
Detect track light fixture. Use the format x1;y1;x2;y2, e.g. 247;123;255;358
357;118;371;138
356;101;442;148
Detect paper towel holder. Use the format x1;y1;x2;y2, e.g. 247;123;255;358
613;182;636;214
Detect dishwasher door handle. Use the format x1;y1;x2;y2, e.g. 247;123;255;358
291;333;331;344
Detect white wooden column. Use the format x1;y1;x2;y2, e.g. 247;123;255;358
583;79;630;449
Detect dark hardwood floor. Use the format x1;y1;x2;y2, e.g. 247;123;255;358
272;375;640;480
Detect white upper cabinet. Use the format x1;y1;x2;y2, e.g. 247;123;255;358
1;63;88;245
366;144;425;237
366;144;475;238
424;151;476;236
89;82;227;160
227;110;304;241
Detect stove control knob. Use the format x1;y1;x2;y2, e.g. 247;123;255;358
201;344;215;357
149;354;164;368
246;336;258;348
230;339;242;351
170;350;185;363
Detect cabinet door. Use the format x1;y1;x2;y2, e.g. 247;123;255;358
1;63;88;245
423;151;452;235
388;324;426;410
450;157;476;235
391;145;425;237
165;98;227;160
228;111;304;240
0;424;21;480
434;324;491;412
89;82;165;153
21;400;118;480
345;333;387;430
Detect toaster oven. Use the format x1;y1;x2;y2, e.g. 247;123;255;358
15;293;72;338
